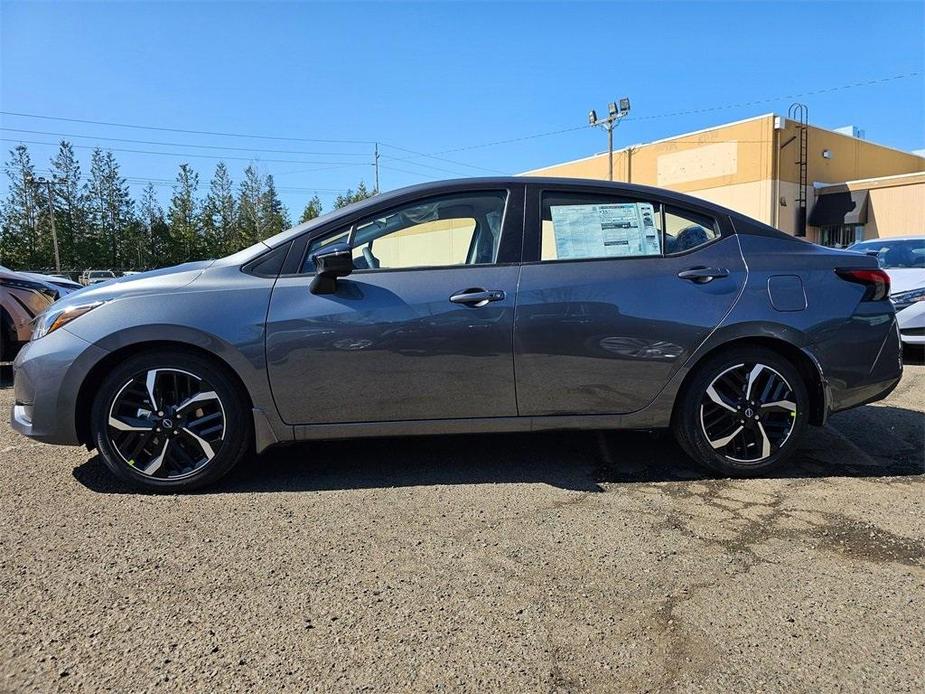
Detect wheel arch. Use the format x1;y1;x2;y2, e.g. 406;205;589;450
75;339;255;447
673;334;828;427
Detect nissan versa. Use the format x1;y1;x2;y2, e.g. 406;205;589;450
11;178;902;491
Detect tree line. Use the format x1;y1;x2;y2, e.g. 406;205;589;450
0;142;375;273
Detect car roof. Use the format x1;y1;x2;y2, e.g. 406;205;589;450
260;176;754;249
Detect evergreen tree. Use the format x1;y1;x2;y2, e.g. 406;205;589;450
84;148;133;268
49;141;85;269
299;194;323;223
236;165;264;248
202;162;236;256
0;144;41;268
139;183;170;268
333;180;375;209
167;163;201;263
259;174;289;239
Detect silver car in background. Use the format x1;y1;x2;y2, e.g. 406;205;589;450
11;178;903;492
1;266;81;361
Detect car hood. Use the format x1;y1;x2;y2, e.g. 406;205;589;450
56;260;215;308
885;268;925;295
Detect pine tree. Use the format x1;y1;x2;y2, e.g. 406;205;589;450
259;174;289;239
48;141;85;270
139;183;170;268
0;144;41;268
202;162;236;256
299;195;323;223
236;165;264;248
167;163;201;263
333;180;375;209
84;149;133;268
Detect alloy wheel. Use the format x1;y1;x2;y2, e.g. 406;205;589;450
107;368;226;479
698;362;797;464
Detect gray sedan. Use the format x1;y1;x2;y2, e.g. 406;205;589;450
11;178;902;491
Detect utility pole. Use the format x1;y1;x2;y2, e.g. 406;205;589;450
588;98;631;181
27;176;63;273
373;142;380;193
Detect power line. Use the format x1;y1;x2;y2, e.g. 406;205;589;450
0;111;378;145
0;138;371;168
624;71;922;122
379;142;507;175
3;70;918;179
0;111;504;177
378;164;441;180
0;127;372;157
430;71;923;154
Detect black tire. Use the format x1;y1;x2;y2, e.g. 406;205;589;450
91;349;252;492
673;346;809;477
0;309;15;364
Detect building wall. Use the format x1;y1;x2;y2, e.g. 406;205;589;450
526;114;925;244
525;114;777;226
816;172;925;240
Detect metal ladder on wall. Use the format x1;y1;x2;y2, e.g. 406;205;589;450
788;103;809;237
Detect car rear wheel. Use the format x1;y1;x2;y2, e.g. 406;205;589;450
673;346;809;476
91;350;252;492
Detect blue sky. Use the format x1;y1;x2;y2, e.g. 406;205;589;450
1;0;923;216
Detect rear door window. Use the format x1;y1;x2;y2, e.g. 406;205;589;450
541;193;662;261
540;191;720;261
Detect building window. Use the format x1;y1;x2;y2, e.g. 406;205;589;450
819;224;864;248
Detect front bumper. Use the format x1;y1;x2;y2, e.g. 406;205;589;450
896;301;925;345
10;327;107;445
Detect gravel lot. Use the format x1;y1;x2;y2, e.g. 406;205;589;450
1;356;923;693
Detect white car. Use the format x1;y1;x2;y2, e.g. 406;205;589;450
848;236;925;346
80;269;117;286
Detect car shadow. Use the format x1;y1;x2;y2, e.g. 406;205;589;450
72;403;924;495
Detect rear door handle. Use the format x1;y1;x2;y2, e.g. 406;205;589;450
449;288;506;306
677;267;729;283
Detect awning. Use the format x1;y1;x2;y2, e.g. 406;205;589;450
809;189;869;227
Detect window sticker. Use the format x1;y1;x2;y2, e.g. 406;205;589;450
550;203;661;259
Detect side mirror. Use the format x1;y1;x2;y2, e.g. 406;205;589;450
310;245;353;294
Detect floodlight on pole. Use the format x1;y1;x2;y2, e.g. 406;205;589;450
587;96;631;181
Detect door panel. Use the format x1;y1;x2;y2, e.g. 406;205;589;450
266;266;520;424
514;235;746;415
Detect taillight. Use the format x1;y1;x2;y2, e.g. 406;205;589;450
835;267;891;301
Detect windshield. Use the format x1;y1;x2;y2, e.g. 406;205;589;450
849;239;925;269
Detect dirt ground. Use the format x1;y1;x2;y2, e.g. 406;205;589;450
1;355;922;693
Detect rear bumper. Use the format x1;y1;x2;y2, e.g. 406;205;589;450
819;315;903;415
10;328;107;445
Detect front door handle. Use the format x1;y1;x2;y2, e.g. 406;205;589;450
449;288;506;306
677;267;729;283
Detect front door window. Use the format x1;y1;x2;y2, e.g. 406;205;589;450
303;192;507;273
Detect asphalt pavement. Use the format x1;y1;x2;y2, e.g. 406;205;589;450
1;354;922;692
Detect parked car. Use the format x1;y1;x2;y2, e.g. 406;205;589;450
0;266;80;362
80;269;117;286
13;269;82;293
847;236;924;346
11;178;902;491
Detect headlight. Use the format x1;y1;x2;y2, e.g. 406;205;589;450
891;287;925;310
31;301;104;341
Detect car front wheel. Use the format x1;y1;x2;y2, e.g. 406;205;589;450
91;350;252;492
673;346;809;476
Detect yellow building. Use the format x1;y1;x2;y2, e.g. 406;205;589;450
524;114;925;247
